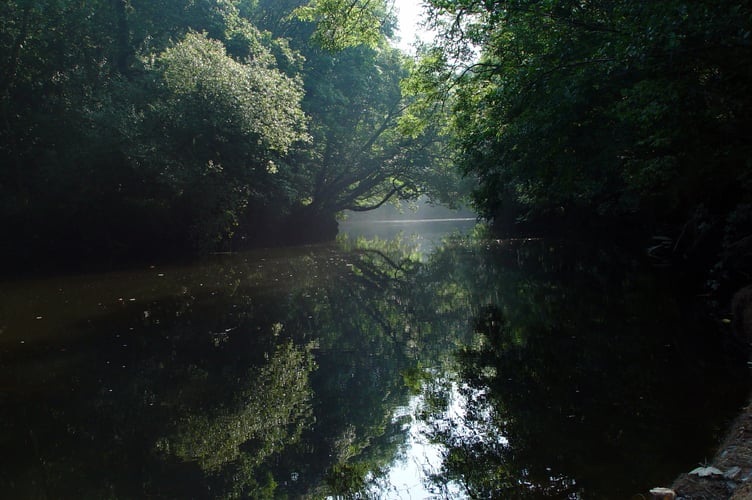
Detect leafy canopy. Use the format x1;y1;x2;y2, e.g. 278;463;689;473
291;0;396;50
416;0;752;232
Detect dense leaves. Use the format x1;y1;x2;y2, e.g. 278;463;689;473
291;0;396;50
417;0;752;272
151;30;308;247
159;31;306;155
244;0;474;242
0;1;307;259
0;0;468;265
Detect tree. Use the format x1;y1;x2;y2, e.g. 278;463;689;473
291;0;397;50
416;0;752;243
147;30;308;247
0;0;311;260
250;0;472;242
0;0;475;264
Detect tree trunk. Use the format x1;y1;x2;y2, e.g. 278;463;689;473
283;206;339;244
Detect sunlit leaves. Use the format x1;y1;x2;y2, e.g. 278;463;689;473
291;0;395;50
158;342;314;472
284;38;465;217
159;30;308;154
0;0;317;256
149;29;311;247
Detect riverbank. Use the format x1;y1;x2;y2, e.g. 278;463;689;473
658;287;752;499
666;396;752;499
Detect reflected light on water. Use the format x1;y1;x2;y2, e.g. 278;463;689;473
378;383;484;499
340;218;478;257
1;221;748;499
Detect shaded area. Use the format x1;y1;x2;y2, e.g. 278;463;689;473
416;239;750;499
0;1;471;270
0;229;747;498
0;234;459;498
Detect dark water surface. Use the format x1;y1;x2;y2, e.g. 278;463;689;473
0;220;748;499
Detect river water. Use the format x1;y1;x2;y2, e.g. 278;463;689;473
0;219;748;499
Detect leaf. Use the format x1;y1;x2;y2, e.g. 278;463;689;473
688;466;723;477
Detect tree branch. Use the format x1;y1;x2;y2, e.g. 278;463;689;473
345;183;403;211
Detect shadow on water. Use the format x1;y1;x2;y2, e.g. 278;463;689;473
418;238;750;499
0;223;748;499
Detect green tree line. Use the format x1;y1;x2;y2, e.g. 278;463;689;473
410;0;752;286
0;0;463;266
3;0;750;283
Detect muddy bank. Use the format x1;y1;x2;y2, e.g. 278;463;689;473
668;398;752;499
653;287;752;500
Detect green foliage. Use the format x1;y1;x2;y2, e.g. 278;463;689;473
158;31;306;155
251;0;475;230
149;30;308;247
0;0;472;262
291;0;396;50
0;0;312;258
158;342;314;472
418;0;752;238
292;43;422;214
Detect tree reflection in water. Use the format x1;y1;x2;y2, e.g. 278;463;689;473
0;235;454;499
417;239;749;499
0;233;747;498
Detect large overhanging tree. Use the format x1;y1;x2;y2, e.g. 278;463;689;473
0;0;474;259
252;0;471;241
289;44;429;213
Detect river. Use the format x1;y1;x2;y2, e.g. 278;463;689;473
0;218;748;499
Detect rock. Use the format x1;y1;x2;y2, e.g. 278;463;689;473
725;466;742;479
731;481;752;500
649;486;677;499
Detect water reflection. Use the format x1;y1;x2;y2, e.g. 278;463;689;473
417;239;749;499
339;217;477;256
0;228;747;499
